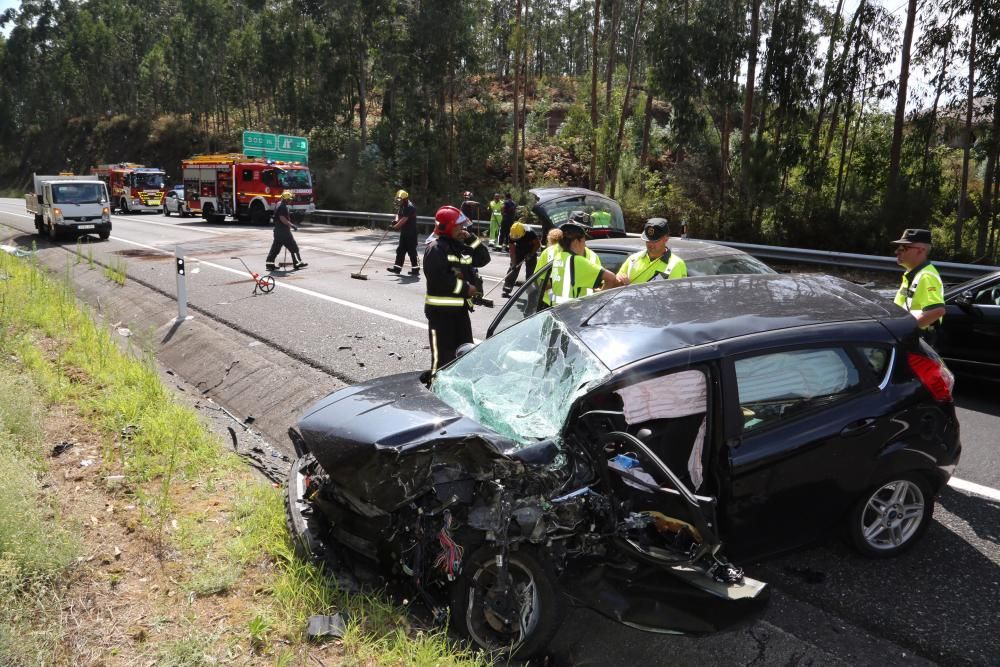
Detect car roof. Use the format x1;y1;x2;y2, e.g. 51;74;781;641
944;269;1000;299
588;236;752;262
553;273;906;369
530;187;613;204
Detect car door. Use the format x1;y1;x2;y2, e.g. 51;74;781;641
719;343;894;558
573;365;726;559
939;274;1000;373
486;261;554;338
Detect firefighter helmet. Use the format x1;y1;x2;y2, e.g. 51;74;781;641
434;205;470;236
280;191;293;200
509;222;526;240
395;189;409;201
462;190;473;199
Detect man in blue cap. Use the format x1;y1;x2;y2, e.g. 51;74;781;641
891;228;945;343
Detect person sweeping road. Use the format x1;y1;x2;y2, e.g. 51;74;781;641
388;189;419;275
265;191;306;271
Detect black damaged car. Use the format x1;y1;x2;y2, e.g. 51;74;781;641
286;274;960;657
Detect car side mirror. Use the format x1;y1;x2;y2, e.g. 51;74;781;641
955;290;975;311
455;342;476;359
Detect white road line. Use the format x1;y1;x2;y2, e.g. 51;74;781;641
105;235;436;333
948;477;1000;502
108;214;229;235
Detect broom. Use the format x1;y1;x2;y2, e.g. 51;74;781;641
351;225;393;280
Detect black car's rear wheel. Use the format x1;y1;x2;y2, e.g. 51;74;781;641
848;473;932;558
450;546;562;658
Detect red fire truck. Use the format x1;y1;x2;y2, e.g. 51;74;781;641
180;154;316;224
91;163;167;214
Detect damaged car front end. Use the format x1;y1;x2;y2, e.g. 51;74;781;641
286;310;767;657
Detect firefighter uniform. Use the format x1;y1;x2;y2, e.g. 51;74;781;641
503;223;540;297
390;191;419;275
424;215;491;373
265;194;305;270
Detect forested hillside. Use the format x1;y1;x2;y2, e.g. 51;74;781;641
1;0;998;260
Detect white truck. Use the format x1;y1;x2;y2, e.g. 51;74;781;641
25;174;112;241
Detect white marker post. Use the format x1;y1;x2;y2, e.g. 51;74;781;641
175;245;189;322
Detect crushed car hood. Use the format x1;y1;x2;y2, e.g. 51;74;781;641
295;372;523;510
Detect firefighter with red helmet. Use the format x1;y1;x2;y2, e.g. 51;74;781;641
423;205;491;375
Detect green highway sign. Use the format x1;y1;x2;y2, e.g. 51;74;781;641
242;131;309;164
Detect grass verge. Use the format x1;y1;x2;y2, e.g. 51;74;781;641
0;249;486;665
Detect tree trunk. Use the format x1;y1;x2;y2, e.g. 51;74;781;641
756;0;784;139
512;0;522;189
605;0;621;110
590;0;601;189
920;27;952;189
639;91;653;195
811;0;856;155
955;0;979;254
521;0;530;178
741;0;762;177
608;0;646;198
976;99;1000;258
887;0;917;200
357;45;368;149
833;86;855;224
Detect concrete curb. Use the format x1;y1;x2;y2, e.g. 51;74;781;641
33;250;343;454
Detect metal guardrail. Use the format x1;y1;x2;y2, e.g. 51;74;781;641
308;209;1000;283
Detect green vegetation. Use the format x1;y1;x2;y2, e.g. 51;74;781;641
0;250;487;663
1;1;999;260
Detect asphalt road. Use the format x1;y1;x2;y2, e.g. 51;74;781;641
2;200;998;665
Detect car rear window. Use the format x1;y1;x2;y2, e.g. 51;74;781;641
735;348;863;432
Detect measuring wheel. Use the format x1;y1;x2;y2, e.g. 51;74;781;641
256;275;276;294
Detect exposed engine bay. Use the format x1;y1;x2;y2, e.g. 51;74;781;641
285;371;768;657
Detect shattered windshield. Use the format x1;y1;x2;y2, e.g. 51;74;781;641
432;312;609;448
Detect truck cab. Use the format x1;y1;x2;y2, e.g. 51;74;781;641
26;174;112;241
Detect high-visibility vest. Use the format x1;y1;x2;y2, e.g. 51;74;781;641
894;261;945;328
549;251;604;304
617;248;687;284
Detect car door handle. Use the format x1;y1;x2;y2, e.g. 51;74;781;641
840;418;878;437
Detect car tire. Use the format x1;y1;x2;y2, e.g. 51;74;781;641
250;201;268;226
450;546;563;658
47;221;60;242
99;230;110;241
847;472;933;558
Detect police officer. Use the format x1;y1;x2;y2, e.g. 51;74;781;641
547;216;619;305
388;189;420;275
503;221;540;298
891;228;945;343
423;205;491;374
265;191;307;271
617;217;687;285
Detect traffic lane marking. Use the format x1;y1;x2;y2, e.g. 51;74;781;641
948;477;1000;502
98;233;485;341
108;213;229;235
